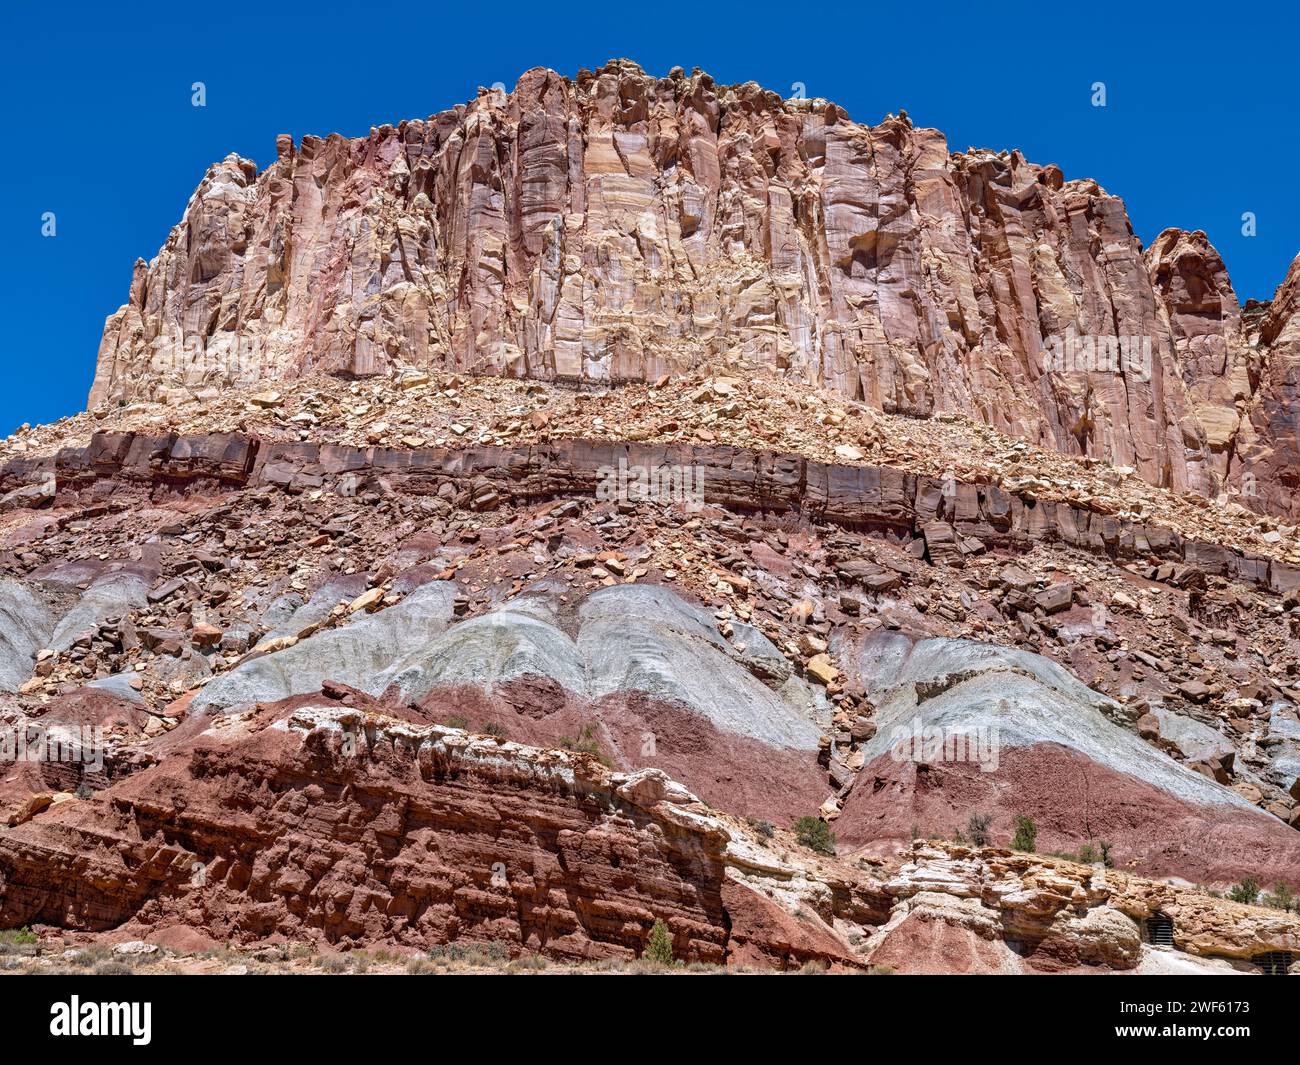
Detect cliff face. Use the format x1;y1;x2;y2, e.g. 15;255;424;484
1242;256;1300;517
4;383;1300;969
87;60;1300;515
0;699;748;962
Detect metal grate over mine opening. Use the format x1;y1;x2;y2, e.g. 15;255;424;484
1144;914;1174;946
1253;951;1294;976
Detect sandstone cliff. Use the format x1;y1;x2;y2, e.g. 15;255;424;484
87;60;1300;517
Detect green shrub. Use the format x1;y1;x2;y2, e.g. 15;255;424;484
1265;882;1296;912
479;721;508;738
559;724;612;766
1228;876;1260;905
1010;815;1037;853
645;919;675;965
0;927;39;955
793;816;836;856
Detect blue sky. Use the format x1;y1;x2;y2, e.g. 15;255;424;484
2;0;1296;435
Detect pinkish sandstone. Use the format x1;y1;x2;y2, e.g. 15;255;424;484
87;60;1300;519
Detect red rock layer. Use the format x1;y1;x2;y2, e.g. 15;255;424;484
0;692;862;967
837;743;1300;885
413;680;831;828
0;697;721;957
5;430;1296;596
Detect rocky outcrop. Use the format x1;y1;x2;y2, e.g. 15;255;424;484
5;430;1299;597
8;60;1300;977
870;842;1300;973
833;631;1300;885
0;694;872;968
191;580;459;712
1146;229;1254;481
1237;254;1300;518
9;297;1300;975
85;60;1300;516
5;696;1291;973
179;579;831;826
0;578;54;692
4;416;1300;875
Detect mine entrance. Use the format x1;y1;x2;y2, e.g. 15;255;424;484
1253;951;1294;975
1143;914;1174;946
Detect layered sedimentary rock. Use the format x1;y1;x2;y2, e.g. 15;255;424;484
3;683;1294;972
3;446;1295;890
3;401;1300;968
187;581;830;826
0;694;875;967
8;60;1300;974
870;842;1300;974
4;421;1300;846
86;60;1300;516
833;632;1300;885
4;430;1296;596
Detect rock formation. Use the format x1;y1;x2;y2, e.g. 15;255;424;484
87;60;1300;518
2;389;1299;971
2;61;1299;975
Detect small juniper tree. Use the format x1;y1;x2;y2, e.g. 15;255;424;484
1010;814;1037;853
793;816;836;856
1265;882;1296;913
1227;876;1260;905
646;919;675;965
